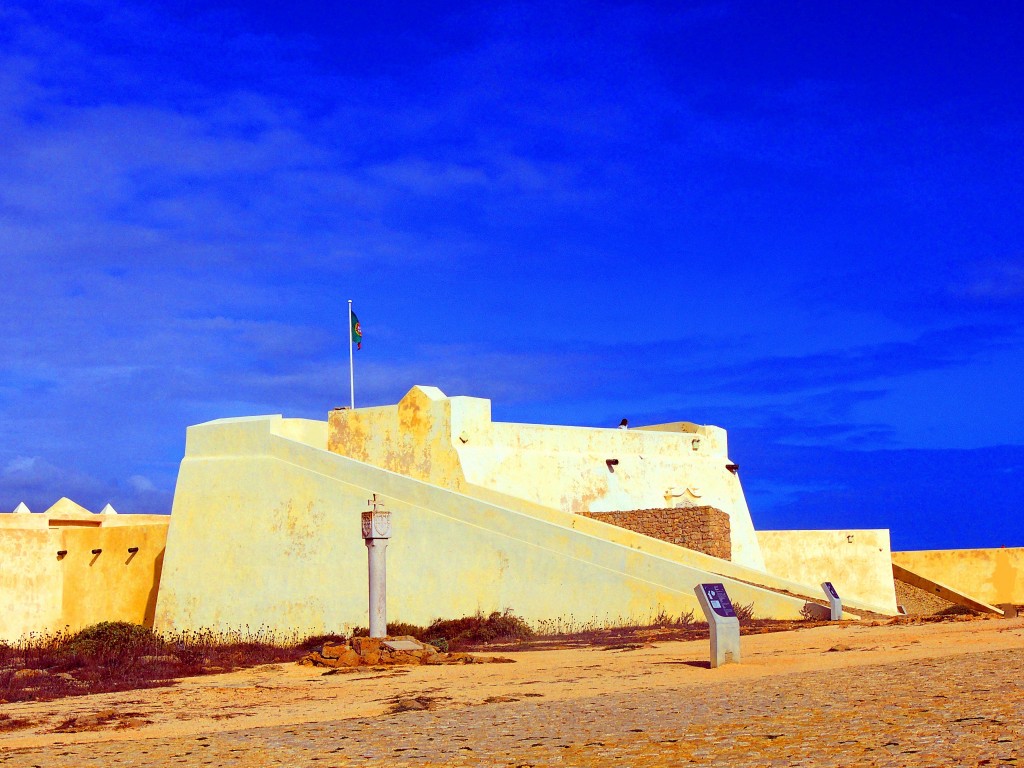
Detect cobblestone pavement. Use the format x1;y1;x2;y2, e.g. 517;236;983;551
3;645;1022;767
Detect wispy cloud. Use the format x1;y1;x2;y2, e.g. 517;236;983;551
0;455;170;514
957;259;1024;303
742;440;1024;550
1;1;1021;542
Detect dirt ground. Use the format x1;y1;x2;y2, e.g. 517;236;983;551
1;615;1022;766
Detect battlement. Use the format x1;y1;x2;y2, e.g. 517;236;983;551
0;500;168;643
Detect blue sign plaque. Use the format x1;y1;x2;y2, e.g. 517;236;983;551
700;583;737;619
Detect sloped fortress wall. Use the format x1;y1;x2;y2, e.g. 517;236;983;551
892;548;1024;607
155;405;894;636
327;387;766;571
757;530;899;613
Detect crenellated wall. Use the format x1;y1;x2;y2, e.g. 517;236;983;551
0;500;168;642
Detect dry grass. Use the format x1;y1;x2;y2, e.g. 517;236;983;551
0;622;304;704
4;607;926;704
352;609;535;652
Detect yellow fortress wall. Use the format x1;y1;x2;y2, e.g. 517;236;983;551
155;406;889;636
0;527;62;643
892;548;1024;607
327;386;767;571
757;530;899;613
0;502;168;642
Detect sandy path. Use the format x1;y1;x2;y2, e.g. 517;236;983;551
1;617;1022;765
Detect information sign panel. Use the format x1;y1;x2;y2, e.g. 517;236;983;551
694;583;741;667
820;581;842;621
700;583;737;619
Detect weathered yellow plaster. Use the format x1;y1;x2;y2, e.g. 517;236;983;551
892;548;1024;607
328;387;767;571
0;528;63;642
58;524;168;633
154;410;879;636
0;507;168;642
757;529;899;613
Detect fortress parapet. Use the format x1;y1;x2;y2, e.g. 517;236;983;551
327;386;765;570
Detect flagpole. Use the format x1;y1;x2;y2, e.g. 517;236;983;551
348;299;355;409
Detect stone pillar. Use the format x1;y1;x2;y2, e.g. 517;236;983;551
362;494;392;639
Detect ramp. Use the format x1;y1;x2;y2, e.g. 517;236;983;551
892;563;1004;616
155;416;879;635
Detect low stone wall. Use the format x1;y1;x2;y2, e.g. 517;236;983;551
578;506;731;560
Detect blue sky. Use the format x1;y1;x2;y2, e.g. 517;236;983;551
1;1;1021;550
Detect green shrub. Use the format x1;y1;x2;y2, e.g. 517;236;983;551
425;610;534;647
385;621;430;638
296;634;348;652
65;622;162;658
349;610;534;649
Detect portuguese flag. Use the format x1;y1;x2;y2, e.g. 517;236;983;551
351;311;362;350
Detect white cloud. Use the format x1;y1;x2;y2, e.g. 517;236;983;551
960;260;1024;302
128;474;156;492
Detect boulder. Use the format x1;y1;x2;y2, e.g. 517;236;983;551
351;637;383;655
297;637;515;669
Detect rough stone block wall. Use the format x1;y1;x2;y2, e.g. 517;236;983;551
578;506;731;561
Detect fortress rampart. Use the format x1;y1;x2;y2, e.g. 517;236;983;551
0;499;167;643
3;386;926;641
326;386;765;570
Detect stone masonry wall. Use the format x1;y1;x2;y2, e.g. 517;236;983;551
578;506;731;561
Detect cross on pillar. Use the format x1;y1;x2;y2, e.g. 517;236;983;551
362;492;392;638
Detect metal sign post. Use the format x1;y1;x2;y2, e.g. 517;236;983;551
821;581;842;621
694;583;741;667
362;494;392;638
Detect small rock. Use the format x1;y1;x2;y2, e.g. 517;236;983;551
319;643;346;660
390;696;435;713
351;637;383;655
